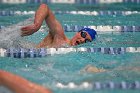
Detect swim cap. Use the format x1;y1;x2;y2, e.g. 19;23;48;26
81;28;97;40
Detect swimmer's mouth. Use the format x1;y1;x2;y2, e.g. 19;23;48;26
76;41;80;45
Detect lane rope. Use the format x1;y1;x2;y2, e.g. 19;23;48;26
23;0;140;4
56;81;140;90
0;47;140;58
0;10;139;16
1;25;140;32
63;25;140;32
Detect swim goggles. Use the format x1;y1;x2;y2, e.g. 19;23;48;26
79;30;91;43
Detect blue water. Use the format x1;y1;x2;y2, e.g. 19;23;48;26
0;3;140;93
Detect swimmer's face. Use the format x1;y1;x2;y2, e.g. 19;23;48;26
71;31;92;46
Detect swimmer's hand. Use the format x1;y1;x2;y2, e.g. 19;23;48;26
21;24;39;36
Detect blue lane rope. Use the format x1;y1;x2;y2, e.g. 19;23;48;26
74;0;140;4
2;0;139;4
54;10;140;16
56;81;140;90
0;11;14;16
1;0;139;4
74;0;139;4
0;25;140;32
63;25;140;32
0;10;139;16
0;47;140;58
25;0;140;4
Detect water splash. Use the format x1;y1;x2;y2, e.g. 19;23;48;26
0;18;37;49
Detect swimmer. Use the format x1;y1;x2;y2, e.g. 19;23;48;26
0;70;52;93
21;4;97;48
81;65;106;73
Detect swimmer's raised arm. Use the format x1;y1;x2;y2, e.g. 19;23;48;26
0;70;52;93
21;4;65;38
21;4;97;48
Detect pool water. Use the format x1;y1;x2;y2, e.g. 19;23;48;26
27;31;140;47
0;3;140;93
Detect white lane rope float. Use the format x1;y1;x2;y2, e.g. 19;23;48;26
0;10;140;16
25;0;140;4
0;47;140;58
63;25;140;32
74;0;140;4
1;25;140;32
15;0;140;4
56;81;140;90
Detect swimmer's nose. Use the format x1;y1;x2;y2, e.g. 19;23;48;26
79;38;85;44
82;38;86;42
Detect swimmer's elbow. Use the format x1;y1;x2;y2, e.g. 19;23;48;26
40;3;49;10
40;3;49;15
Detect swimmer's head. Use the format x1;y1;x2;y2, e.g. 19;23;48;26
70;28;97;46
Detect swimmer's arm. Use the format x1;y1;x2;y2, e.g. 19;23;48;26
44;5;66;38
34;4;66;38
21;4;66;39
0;70;52;93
